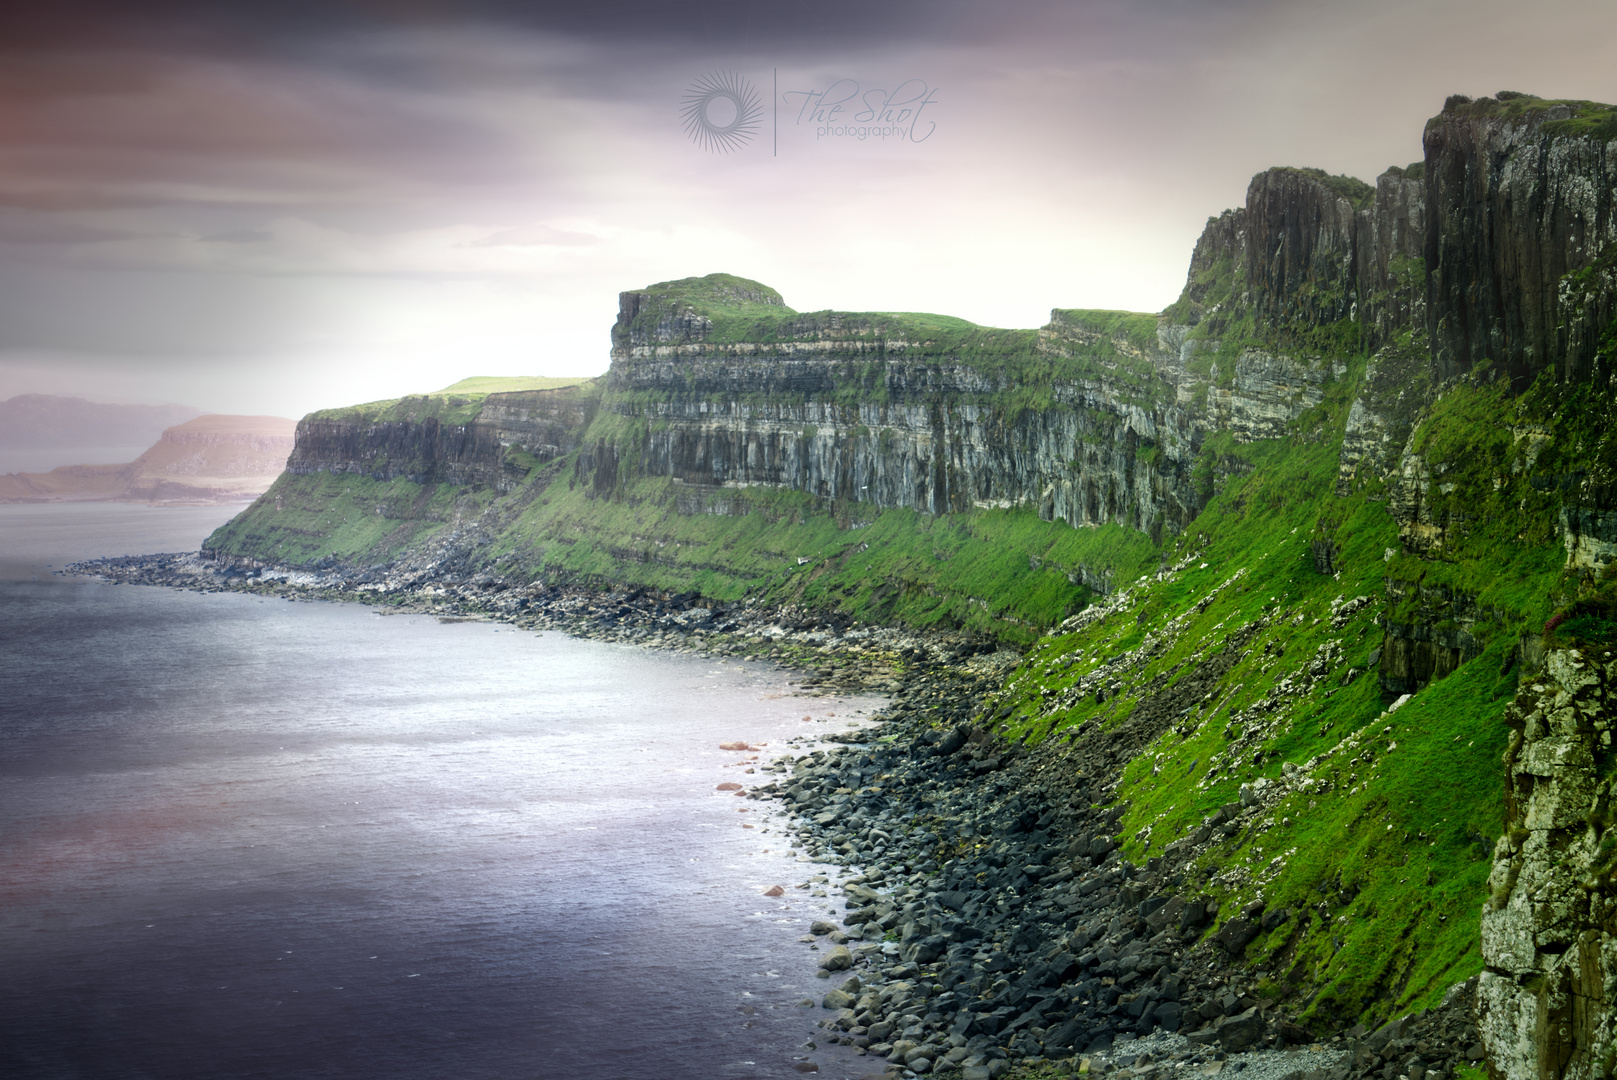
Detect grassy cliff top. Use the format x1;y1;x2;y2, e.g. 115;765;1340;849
625;281;1157;354
165;414;297;437
1274;167;1376;211
1049;309;1162;353
434;375;593;395
612;277;1171;403
1432;92;1617;141
617;273;1067;354
306;379;599;426
631;272;795;315
777;308;1030;347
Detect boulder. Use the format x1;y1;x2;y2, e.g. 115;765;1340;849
1278;1019;1313;1045
935;726;969;756
1213;915;1260;955
1214;1006;1265;1051
904;1043;942;1066
818;944;854;971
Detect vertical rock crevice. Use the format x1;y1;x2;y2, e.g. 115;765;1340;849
1480;646;1617;1080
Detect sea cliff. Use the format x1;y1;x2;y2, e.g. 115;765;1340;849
185;93;1617;1069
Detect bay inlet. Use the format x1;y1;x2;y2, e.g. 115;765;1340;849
0;504;882;1079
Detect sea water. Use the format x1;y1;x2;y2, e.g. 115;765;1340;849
0;504;881;1079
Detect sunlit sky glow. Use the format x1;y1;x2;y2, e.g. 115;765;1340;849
1;0;1613;418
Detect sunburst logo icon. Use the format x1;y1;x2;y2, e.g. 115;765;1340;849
680;71;763;154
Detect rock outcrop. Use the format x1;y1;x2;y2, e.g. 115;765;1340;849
1425;95;1617;388
607;318;1202;540
601;293;1355;543
1169;164;1422;351
1480;646;1617;1080
287;385;596;492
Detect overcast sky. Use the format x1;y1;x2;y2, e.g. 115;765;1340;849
1;0;1613;418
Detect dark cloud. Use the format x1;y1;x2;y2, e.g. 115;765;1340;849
0;0;1613;419
0;0;1287;70
0;0;989;55
0;39;537;212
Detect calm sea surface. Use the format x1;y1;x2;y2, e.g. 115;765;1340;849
0;504;881;1080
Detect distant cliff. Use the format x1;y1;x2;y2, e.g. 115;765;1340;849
0;414;296;504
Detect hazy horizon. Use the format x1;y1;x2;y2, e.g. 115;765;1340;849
1;0;1614;418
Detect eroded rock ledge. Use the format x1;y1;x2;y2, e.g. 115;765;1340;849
1481;646;1617;1078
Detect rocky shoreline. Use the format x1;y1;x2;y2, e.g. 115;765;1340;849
66;551;997;695
756;670;1485;1080
70;552;1488;1080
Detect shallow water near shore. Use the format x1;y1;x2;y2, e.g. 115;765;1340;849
0;504;882;1080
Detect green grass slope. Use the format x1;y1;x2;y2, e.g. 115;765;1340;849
976;357;1613;1029
209;472;492;568
219;452;1160;644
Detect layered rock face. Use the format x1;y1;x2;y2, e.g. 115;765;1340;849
1173;165;1424;352
287;387;595;492
602;299;1351;542
1479;647;1617;1080
135;415;293;475
607;325;1194;540
1375;577;1505;697
1425;98;1617;387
